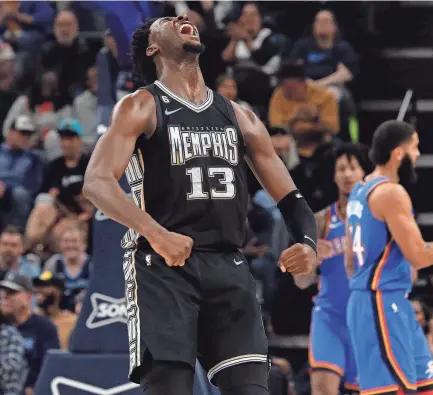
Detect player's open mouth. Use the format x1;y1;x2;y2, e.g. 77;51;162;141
179;23;198;38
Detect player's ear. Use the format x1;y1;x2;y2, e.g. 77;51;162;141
146;44;159;57
393;146;404;162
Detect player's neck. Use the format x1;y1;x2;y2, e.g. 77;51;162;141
371;165;399;183
158;60;207;105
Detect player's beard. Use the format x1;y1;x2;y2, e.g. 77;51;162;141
183;41;206;54
398;154;417;190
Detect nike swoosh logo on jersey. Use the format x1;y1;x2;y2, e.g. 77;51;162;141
234;259;243;265
329;222;344;230
165;107;183;116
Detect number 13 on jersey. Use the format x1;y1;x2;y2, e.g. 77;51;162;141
349;225;365;267
186;166;236;200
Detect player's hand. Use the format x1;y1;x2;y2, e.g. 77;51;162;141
278;243;316;275
150;231;193;267
317;239;333;262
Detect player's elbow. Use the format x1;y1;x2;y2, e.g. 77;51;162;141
83;169;102;202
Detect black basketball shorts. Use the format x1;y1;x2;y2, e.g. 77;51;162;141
122;248;269;385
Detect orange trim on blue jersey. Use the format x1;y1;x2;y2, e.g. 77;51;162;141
371;243;392;291
335;202;345;222
308;333;344;376
360;384;399;395
418;379;433;389
375;291;417;392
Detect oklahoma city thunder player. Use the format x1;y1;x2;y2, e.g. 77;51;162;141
295;143;372;395
346;120;433;395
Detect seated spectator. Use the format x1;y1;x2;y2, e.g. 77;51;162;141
0;116;44;229
289;10;359;101
0;308;27;395
3;70;72;160
0;41;18;135
222;2;282;75
0;271;60;394
0;1;54;52
25;119;92;253
0;226;40;278
34;271;77;350
43;226;91;312
41;10;95;102
73;66;98;149
269;62;339;158
215;74;252;111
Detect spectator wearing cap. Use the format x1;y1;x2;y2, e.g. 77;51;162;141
0;225;40;279
268;62;339;159
0;41;18;134
0;115;44;230
0;306;27;395
34;271;77;350
43;225;91;312
0;271;60;393
25;119;93;254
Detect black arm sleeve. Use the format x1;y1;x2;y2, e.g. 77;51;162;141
277;190;317;254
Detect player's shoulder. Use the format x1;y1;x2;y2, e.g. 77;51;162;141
230;99;259;126
113;89;156;116
370;181;407;200
369;181;412;214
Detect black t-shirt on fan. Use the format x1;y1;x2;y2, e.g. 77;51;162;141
41;154;90;213
121;81;248;252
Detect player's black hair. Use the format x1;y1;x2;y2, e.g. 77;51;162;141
369;120;415;165
334;142;374;176
131;18;159;85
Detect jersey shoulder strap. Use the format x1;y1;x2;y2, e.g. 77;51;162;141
214;92;246;147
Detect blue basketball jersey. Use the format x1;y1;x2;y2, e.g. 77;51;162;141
314;203;350;315
347;176;412;292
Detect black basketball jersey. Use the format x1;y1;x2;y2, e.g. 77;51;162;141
121;80;248;252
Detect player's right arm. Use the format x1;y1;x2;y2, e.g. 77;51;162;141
83;90;192;266
369;183;433;269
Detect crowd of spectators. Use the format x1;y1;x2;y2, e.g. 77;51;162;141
0;2;431;395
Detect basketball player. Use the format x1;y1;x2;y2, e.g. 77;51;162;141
295;143;372;395
83;15;318;395
346;120;433;395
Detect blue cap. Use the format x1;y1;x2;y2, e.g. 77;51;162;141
58;118;83;137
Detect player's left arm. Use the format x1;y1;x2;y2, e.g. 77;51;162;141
344;220;354;278
232;102;317;275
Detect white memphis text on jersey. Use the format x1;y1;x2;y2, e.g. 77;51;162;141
168;125;239;166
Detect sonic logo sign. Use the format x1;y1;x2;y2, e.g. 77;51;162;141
86;293;128;329
51;376;139;395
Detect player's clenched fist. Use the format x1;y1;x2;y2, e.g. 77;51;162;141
150;231;193;267
278;243;316;275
